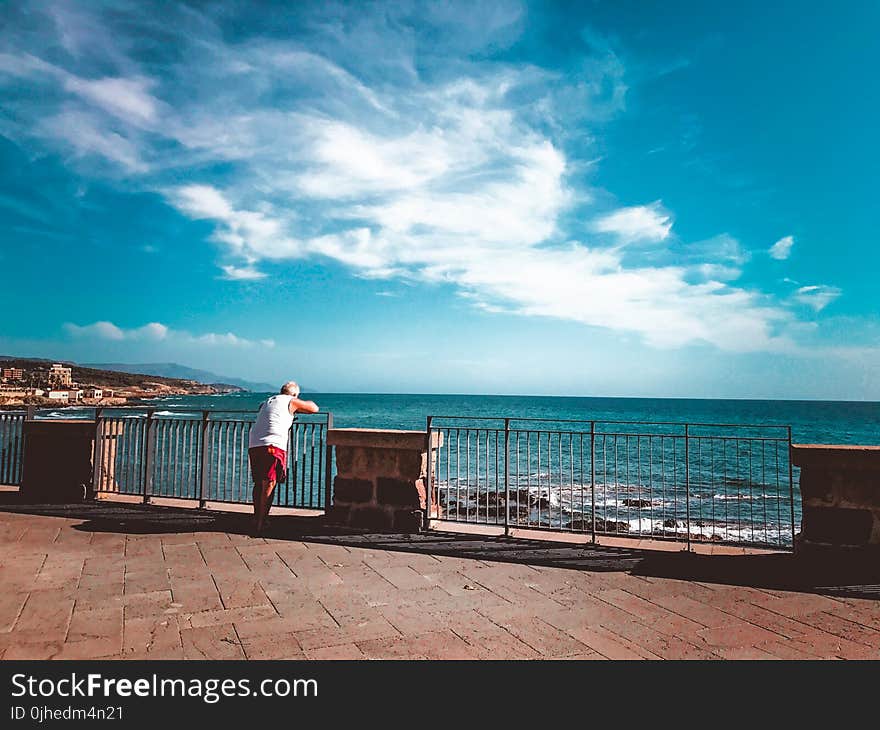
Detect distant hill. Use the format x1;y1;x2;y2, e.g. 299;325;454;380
0;356;211;390
84;362;275;392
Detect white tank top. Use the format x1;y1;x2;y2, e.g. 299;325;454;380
248;394;295;450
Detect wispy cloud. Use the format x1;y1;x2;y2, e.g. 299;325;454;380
64;321;274;348
794;285;841;312
0;2;817;353
220;265;266;281
592;203;673;243
769;235;794;260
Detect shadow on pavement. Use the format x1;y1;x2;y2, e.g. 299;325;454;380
2;493;879;600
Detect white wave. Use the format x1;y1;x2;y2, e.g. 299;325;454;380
712;492;783;501
622;517;793;543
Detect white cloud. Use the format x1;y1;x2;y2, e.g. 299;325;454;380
64;321;272;347
168;185;302;260
592;203;673;243
0;2;818;355
63;76;159;127
41;109;147;172
770;235;794;260
64;321;125;340
220;265;266;281
174;184;233;220
794;285;841;312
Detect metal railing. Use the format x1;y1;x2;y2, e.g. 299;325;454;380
92;407;333;510
427;416;798;549
0;411;25;485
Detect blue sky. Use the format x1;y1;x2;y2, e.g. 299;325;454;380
0;0;878;398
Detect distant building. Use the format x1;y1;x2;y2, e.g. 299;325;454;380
67;389;84;402
48;363;72;387
27;388;44;397
83;387;103;399
2;367;24;380
45;390;69;402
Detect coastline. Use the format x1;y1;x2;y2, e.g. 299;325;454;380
0;384;239;410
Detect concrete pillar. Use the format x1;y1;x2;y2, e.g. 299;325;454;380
791;444;880;553
326;428;443;532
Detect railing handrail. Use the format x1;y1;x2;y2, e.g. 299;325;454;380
30;406;331;422
428;414;792;431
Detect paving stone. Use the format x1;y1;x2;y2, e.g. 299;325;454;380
241;632;306;660
306;643;364;659
11;590;75;642
181;624;245;660
694;622;782;650
358;629;481;659
0;592;28;632
182;604;277;629
295;617;401;650
792;610;880;648
488;615;593;658
449;612;541;659
122;615;182;659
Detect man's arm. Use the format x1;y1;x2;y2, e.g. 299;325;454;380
288;397;319;414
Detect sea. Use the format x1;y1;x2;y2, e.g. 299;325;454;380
28;393;880;547
34;392;880;445
42;391;880;444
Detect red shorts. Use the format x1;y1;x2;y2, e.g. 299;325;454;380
248;445;287;484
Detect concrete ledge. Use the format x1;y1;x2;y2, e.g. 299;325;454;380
328;428;442;450
792;444;880;470
791;443;880;551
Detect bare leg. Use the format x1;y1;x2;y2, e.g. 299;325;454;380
262;479;277;528
253;478;272;534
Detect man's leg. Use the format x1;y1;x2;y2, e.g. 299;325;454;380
252;478;265;531
254;479;274;534
258;479;276;533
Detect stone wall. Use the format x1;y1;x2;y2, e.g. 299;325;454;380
792;444;880;552
20;419;95;503
326;429;442;532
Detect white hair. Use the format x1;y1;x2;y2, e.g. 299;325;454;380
280;381;299;395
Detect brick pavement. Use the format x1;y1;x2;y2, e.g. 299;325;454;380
1;499;879;660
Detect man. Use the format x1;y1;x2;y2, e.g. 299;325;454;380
248;381;319;535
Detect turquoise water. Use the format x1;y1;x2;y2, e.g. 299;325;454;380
116;391;880;445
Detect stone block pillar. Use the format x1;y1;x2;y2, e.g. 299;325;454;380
20;420;95;503
791;444;880;553
326;429;443;532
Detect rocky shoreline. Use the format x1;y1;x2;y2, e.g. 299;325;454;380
0;383;239;410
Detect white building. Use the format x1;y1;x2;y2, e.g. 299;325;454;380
48;363;72;387
84;387;103;399
45;390;69;402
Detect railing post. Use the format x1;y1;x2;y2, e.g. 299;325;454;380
323;412;334;512
504;418;510;536
142;409;155;504
788;425;795;549
425;416;433;530
685;424;691;551
25;405;36;421
91;407;104;499
590;421;596;544
198;411;210;509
